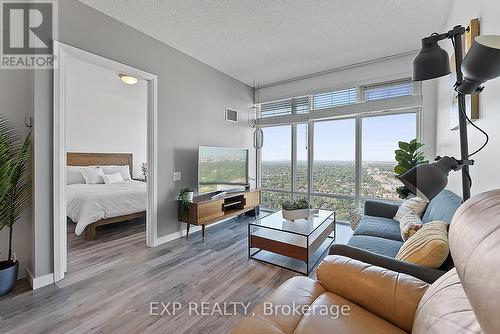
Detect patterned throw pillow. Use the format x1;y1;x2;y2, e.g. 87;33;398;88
399;212;423;241
394;196;429;222
396;221;449;268
349;208;364;231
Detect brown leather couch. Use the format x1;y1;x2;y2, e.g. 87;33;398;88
232;189;500;333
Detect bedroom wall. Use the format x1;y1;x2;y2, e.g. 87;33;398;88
436;0;500;196
65;57;147;178
30;0;254;277
0;70;33;279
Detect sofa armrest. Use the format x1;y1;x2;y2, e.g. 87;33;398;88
317;255;429;332
364;199;399;219
329;244;446;283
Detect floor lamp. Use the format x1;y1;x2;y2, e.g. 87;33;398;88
399;26;500;201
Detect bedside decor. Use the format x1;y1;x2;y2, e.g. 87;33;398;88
281;199;310;221
0;115;31;296
140;162;148;181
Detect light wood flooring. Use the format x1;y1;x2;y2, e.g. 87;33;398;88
0;213;352;334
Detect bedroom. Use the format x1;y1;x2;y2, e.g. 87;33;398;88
64;54;148;270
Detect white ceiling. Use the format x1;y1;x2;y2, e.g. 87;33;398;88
80;0;453;86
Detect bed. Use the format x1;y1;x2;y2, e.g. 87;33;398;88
66;153;146;240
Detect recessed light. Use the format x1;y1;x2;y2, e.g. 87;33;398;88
119;74;138;85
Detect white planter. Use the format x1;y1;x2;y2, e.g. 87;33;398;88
186;192;194;202
282;208;310;221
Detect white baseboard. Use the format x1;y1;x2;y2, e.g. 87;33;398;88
26;268;54;290
154;217;233;246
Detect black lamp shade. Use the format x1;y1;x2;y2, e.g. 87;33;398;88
413;39;451;81
398;156;459;201
457;35;500;94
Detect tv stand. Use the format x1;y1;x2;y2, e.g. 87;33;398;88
179;189;260;241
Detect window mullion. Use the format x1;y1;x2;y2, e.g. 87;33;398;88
291;124;297;197
355;116;362;209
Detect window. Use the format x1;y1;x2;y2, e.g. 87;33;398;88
364;80;413;101
260;126;292;190
361;113;417;200
260;97;309;118
258;79;420;221
313;88;357;110
313;119;356;195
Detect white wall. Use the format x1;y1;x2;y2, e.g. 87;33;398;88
29;0;253;278
0;70;33;279
257;53;438;159
436;0;500;196
66;58;147;178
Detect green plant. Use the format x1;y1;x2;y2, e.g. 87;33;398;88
281;198;310;211
394;139;428;199
177;188;193;220
0;114;31;263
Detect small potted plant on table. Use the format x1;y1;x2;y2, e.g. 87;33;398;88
281;199;311;221
0;115;31;297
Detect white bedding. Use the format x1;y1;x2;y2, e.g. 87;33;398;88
67;180;147;236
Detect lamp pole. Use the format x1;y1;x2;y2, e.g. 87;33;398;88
450;26;471;201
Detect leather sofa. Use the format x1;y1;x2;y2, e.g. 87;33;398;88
330;190;462;283
232;189;500;333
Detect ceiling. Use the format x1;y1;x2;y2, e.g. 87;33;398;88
80;0;453;86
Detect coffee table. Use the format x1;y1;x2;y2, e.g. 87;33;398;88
248;210;335;275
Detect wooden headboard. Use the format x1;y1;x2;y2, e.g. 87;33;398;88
67;153;133;173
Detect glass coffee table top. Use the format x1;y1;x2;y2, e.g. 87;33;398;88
249;209;334;236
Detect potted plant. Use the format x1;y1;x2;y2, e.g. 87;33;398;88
394;139;428;199
281;199;311;221
177;188;194;221
0;115;31;297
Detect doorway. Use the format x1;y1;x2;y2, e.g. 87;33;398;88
53;42;158;281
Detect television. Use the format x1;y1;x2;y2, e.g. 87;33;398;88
198;146;249;195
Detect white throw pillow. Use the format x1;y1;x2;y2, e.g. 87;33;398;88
399;212;423;241
102;172;124;184
67;166;86;185
394;196;429;222
101;165;131;181
80;166;104;184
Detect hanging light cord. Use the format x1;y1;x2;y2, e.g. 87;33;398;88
451;37;490;158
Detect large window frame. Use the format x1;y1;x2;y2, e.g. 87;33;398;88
257;80;422;220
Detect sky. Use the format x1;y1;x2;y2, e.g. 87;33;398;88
261;113;417;162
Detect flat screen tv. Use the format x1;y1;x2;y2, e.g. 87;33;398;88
198;146;249;195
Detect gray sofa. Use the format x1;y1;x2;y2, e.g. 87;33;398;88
329;190;462;283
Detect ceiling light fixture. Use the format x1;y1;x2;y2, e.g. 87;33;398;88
119;74;138;85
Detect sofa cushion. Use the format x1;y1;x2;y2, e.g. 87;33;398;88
421;190;462;224
412;268;480;334
230;277;325;334
347;235;403;258
353;216;403;241
293;292;406;334
396;221;449;268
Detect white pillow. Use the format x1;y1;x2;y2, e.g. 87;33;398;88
102;172;124;184
394;196;429;222
67;166;86;185
80;166;104;184
100;165;131;181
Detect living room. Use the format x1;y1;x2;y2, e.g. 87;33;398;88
1;0;500;333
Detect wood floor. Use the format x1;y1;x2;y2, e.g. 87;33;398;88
0;214;352;334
